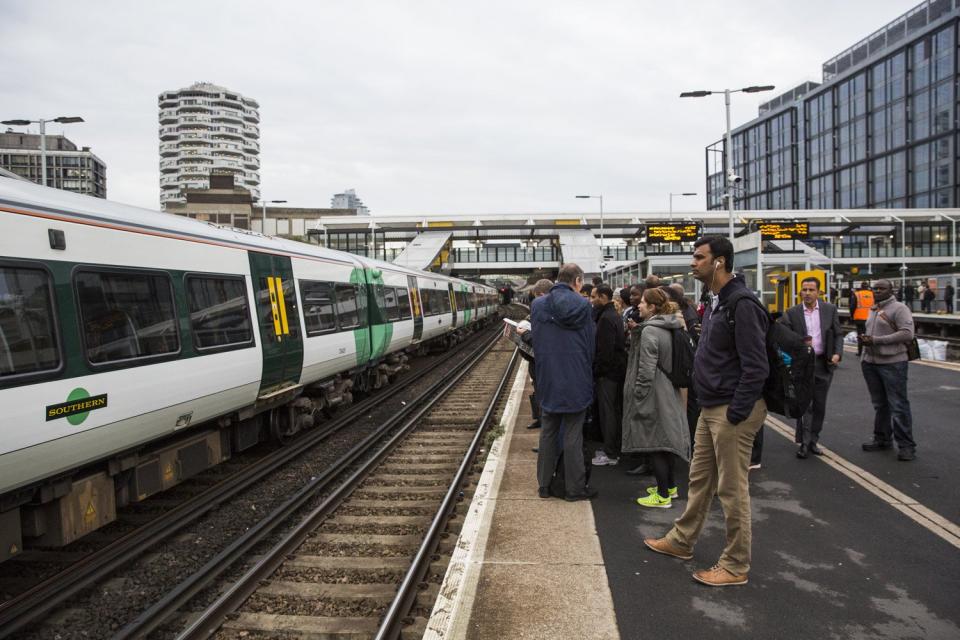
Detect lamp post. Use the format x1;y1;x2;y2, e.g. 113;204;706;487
680;86;774;240
576;194;604;276
669;192;697;220
2;116;84;188
260;199;287;235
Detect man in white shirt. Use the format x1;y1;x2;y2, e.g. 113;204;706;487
778;277;843;458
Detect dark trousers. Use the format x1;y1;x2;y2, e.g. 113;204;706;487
537;410;587;495
947;298;954;314
595;377;622;458
651;451;678;497
796;358;834;447
861;360;915;452
855;320;867;355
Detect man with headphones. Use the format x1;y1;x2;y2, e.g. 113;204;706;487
644;235;769;587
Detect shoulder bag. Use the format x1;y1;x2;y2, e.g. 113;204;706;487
877;309;921;361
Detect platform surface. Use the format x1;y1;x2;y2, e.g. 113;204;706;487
463;357;960;639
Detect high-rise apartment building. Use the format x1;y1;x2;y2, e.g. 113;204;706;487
705;0;959;211
158;82;260;208
0;132;106;198
331;189;370;215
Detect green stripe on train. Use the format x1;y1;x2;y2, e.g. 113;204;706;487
350;267;393;366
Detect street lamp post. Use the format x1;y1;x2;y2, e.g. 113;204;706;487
261;199;287;235
576;194;604;277
1;116;84;188
669;192;697;220
680;86;774;240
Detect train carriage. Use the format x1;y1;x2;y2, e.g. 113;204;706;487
0;177;496;562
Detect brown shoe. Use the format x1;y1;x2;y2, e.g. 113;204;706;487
643;537;693;560
692;564;748;587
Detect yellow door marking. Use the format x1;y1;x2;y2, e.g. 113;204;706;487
274;276;290;335
163;462;175;482
84;502;96;522
266;277;282;337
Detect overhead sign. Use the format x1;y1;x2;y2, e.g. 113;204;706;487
644;222;701;243
758;219;809;240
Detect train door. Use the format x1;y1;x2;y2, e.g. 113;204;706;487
407;275;423;343
249;252;304;394
448;283;458;328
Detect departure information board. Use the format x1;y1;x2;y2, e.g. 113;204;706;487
645;222;701;243
758;219;809;240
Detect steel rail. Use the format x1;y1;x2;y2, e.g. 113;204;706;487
118;331;503;640
0;325;499;640
374;346;519;640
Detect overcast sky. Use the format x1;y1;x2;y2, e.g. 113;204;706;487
1;0;917;216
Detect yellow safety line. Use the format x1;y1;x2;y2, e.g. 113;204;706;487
275;276;290;335
266;277;282;337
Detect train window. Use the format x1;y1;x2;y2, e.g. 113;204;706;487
76;270;179;364
335;284;360;329
383;287;400;321
397;288;411;319
300;280;338;336
186;276;253;350
440;289;451;314
419;289;434;316
0;265;60;379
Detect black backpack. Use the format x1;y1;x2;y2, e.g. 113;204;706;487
722;292;815;419
656;326;697;389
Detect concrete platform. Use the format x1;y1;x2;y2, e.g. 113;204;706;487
428;355;960;640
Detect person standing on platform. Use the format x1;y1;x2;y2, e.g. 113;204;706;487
518;279;554;430
644;235;768;587
624;288;690;508
590;284;627;467
778;277;843;458
851;281;874;356
860;279;917;461
946;283;955;314
530;263;598;500
904;282;916;311
921;283;935;313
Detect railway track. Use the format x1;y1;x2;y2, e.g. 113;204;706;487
0;315;522;640
133;339;518;640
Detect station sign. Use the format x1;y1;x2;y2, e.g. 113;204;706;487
758;219;809;240
644;222;701;243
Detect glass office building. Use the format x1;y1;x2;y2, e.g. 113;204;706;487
706;0;959;211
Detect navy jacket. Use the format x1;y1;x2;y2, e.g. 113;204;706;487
594;302;627;382
531;283;596;413
694;275;769;424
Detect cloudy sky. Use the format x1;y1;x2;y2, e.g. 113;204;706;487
2;0;916;216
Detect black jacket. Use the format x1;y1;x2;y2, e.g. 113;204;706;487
778;301;843;365
693;275;769;424
594;302;627;382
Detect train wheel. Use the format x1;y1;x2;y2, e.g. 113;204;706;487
269;406;297;444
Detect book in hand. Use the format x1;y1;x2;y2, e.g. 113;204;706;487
503;318;534;356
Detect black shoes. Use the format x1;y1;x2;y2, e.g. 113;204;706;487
626;464;651;476
538;487;551;498
809;444;824;456
796;445;809;459
862;440;893;452
564;487;599;502
898;449;916;462
527;420;541;430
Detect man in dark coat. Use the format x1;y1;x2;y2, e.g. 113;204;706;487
589;284;627;466
778;276;843;457
530;263;597;501
945;283;954;314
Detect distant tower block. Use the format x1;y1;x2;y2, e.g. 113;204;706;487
331;189;370;215
158;82;260;208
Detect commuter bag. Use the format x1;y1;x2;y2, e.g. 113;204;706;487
877;310;921;361
724;293;815;419
656;326;697;388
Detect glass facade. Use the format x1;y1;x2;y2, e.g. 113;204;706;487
706;16;959;212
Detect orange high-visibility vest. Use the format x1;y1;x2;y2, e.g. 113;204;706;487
853;289;874;321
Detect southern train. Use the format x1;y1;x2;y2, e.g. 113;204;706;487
0;176;498;563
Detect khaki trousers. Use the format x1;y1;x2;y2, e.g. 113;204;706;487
666;399;766;576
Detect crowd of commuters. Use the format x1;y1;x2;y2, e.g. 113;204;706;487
518;234;920;587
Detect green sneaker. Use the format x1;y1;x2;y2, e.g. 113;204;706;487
646;486;678;500
636;492;672;508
